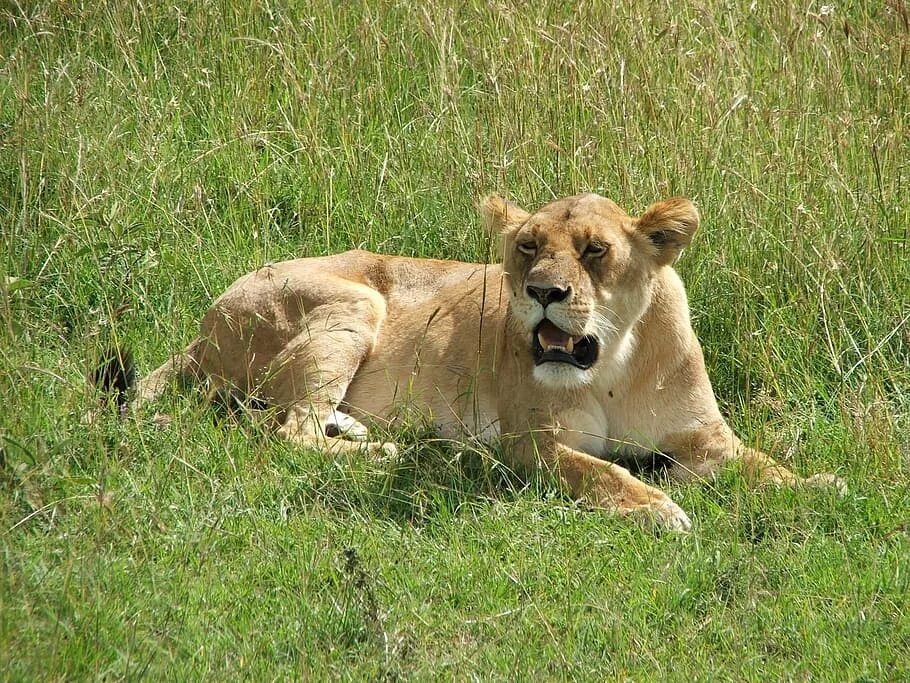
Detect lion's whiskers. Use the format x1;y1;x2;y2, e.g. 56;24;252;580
588;307;620;346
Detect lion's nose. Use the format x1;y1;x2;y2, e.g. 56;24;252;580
526;284;570;307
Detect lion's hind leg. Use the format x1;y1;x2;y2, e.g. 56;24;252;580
261;282;396;458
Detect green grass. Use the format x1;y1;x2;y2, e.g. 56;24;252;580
2;0;909;678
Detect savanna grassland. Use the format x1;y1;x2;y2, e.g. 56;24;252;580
1;1;909;679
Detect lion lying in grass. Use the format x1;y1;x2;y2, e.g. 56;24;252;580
120;193;841;530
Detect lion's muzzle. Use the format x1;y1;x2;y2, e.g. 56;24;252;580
533;319;599;369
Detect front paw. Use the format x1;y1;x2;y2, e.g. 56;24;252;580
624;498;693;532
804;472;847;496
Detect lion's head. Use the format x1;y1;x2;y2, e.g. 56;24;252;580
483;192;699;389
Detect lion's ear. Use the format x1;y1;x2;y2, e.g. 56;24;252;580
480;194;530;236
635;198;700;265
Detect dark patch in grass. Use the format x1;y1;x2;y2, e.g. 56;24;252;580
92;346;136;411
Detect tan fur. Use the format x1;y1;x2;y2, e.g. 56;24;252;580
136;193;842;530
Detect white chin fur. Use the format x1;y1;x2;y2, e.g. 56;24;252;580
533;363;594;390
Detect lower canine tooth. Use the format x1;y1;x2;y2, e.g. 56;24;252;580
566;337;575;353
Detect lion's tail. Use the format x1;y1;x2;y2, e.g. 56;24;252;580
92;346;137;411
92;339;204;413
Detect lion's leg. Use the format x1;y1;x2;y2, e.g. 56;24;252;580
260;287;396;458
504;432;692;531
664;422;844;491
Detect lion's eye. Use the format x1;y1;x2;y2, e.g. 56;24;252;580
517;241;537;256
583;243;609;258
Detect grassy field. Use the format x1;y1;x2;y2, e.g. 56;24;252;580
2;0;909;678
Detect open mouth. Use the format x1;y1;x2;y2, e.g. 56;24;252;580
532;319;599;369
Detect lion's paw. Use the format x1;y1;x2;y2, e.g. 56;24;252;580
324;411;369;441
627;499;692;533
366;441;399;461
804;472;847;496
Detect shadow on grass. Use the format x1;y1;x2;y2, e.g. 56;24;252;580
283;425;680;530
86;383;863;543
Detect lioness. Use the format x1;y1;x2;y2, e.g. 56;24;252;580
132;193;840;530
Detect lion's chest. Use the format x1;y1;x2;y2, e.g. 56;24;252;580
553;404;611;457
554;398;665;461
